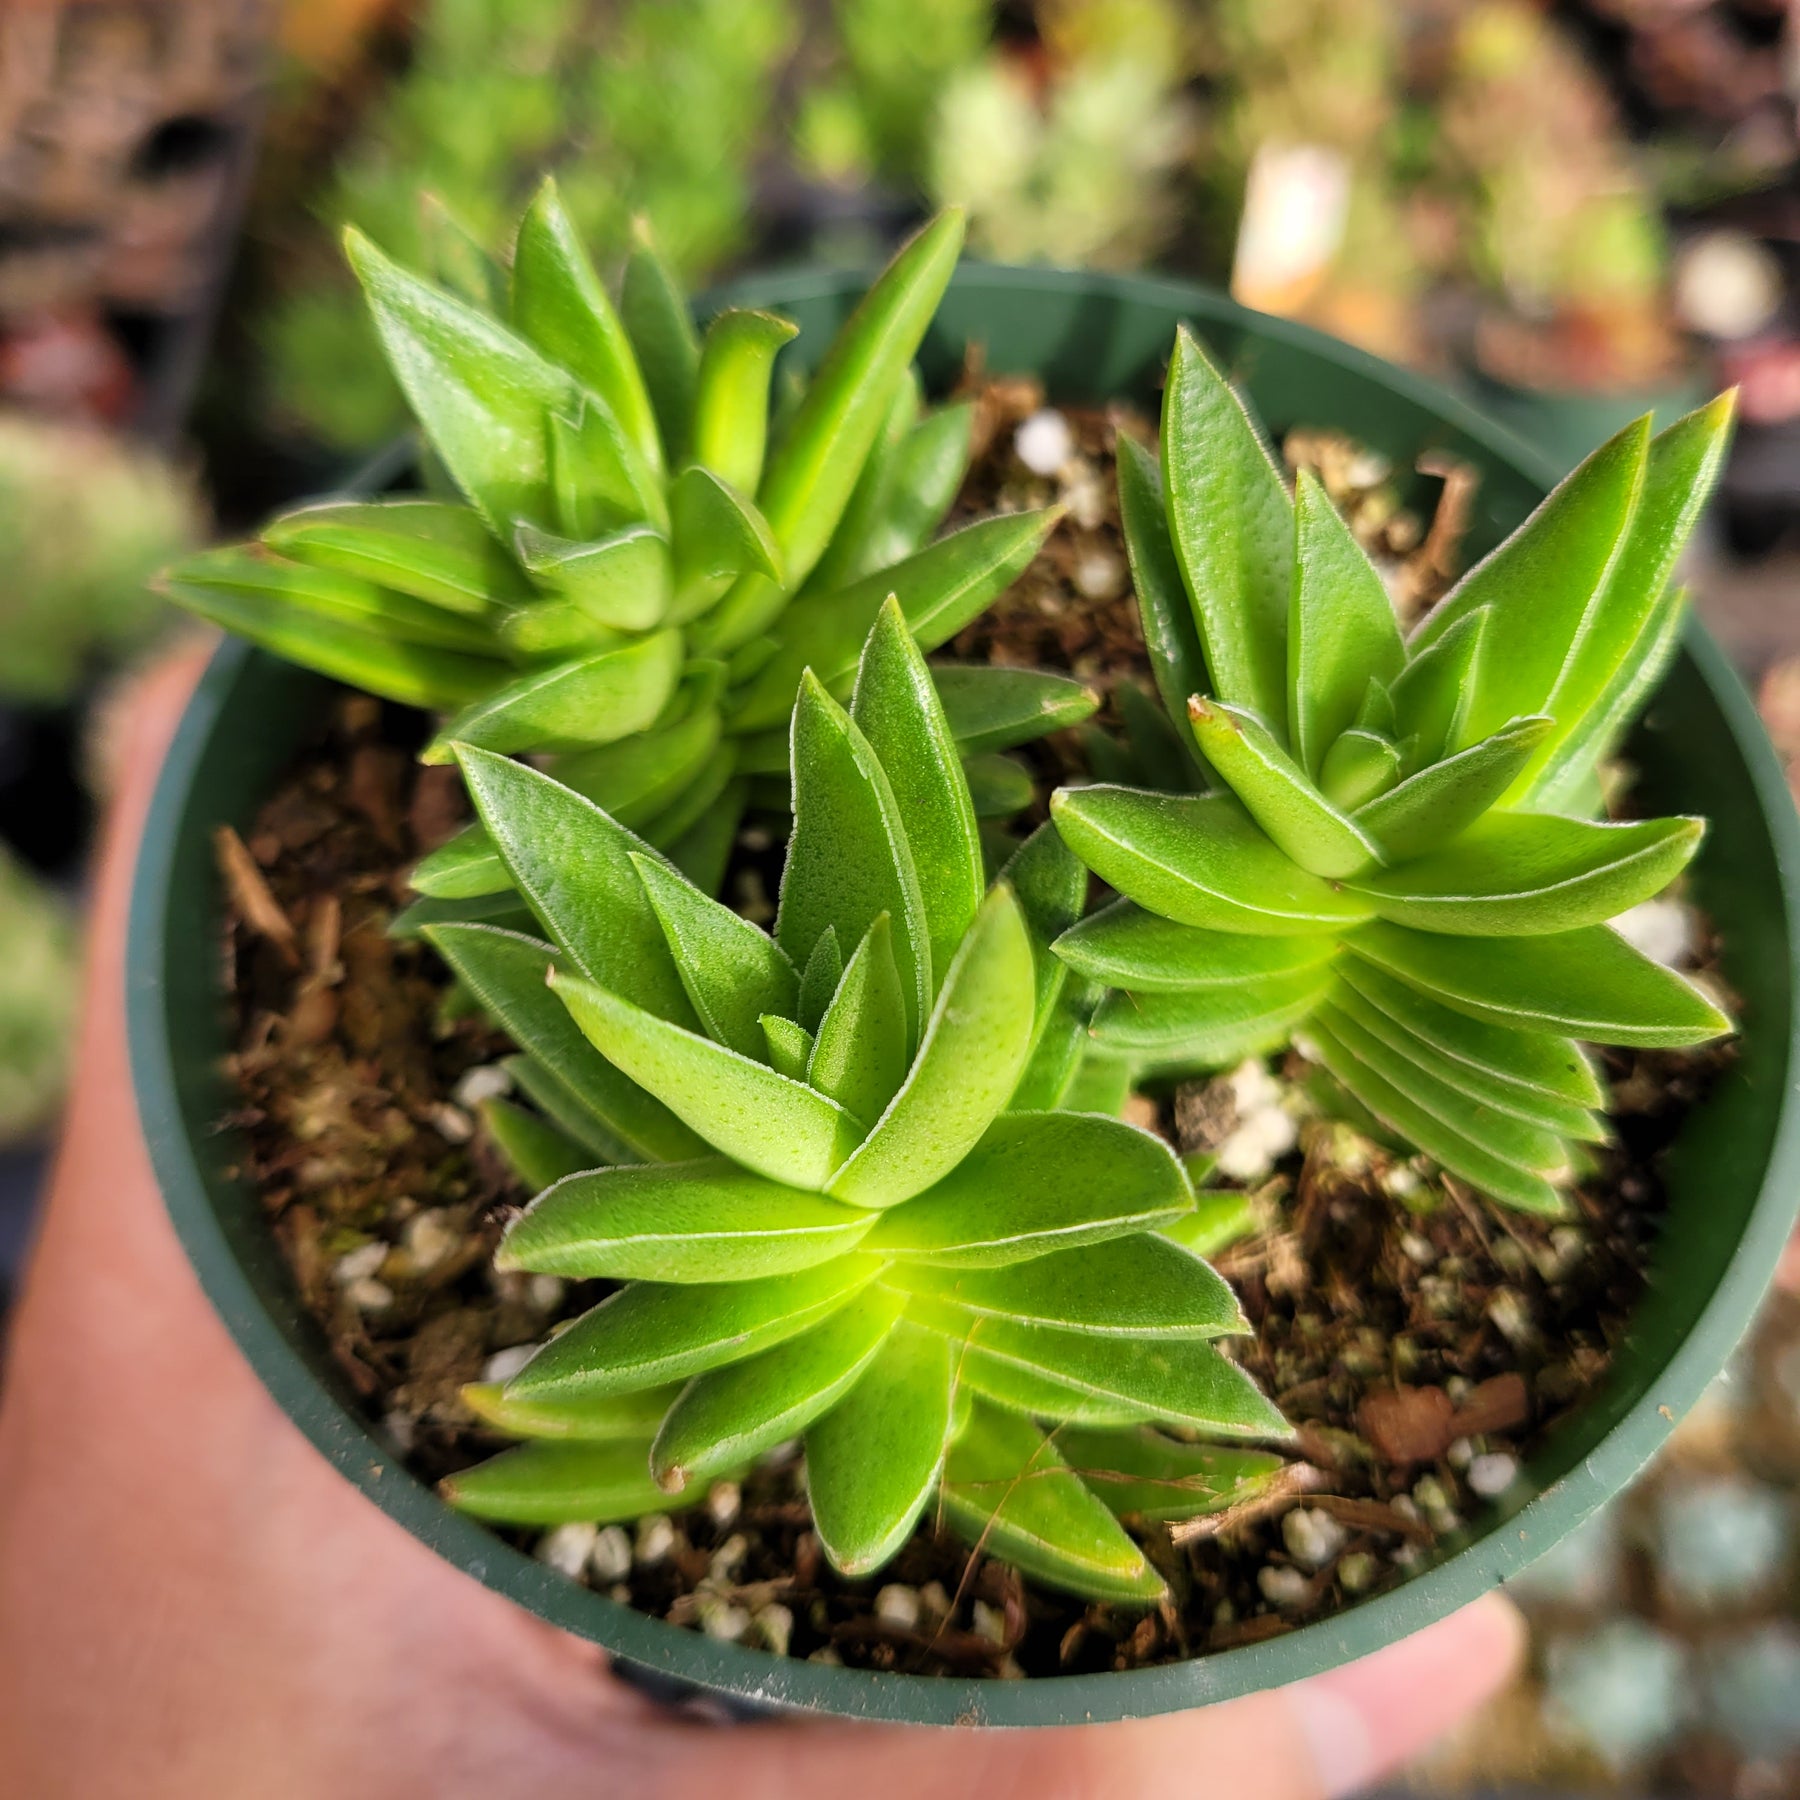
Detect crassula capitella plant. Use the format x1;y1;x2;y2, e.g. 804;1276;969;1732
1050;329;1736;1216
432;602;1288;1603
163;183;1090;900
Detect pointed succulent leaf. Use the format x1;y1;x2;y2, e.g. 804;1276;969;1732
407;824;511;900
861;400;974;571
344;226;576;533
419;191;505;311
1000;821;1087;1041
1317;729;1400;812
797;926;844;1035
1390;611;1483;773
803;372;920;596
499;1052;633;1163
552;696;724;832
827;886;1037;1209
778;672;931;1043
806;1323;953;1576
426;925;703;1163
454;746;694;1022
1054;902;1335;992
691;308;799;496
629;851;796;1059
1350;919;1732;1047
939;1403;1165;1604
727;509;1058;727
514;522;671;631
552;970;867;1188
1090;966;1331;1060
1007;972;1102;1113
946;1321;1287;1440
863;1111;1190;1266
1354;716;1554;863
165;550;501;655
1161;326;1293;736
1163;1190;1261;1260
896;1232;1240;1336
650;1288;903;1492
1289;469;1405;775
951;1341;1150;1426
1412;420;1649;748
851;599;983;991
263;499;525;614
1187;697;1381;879
669;464;783;589
546;396;666;539
640;746;738;852
478;1095;591;1190
423;629;682;761
505;1258;884;1402
1050;787;1375;936
510;177;662;474
1346;812;1705;935
1325;980;1602;1141
964;753;1033;818
1337;957;1603;1105
663;776;747;895
1058;1425;1286;1524
1305;1017;1566;1215
1117;432;1211;779
619;221;700;464
1525;396;1733;791
931;665;1100;754
761;1014;814;1080
459;1380;680;1443
1316;1000;1569;1175
499;1158;875;1283
808;915;910;1124
1531;579;1691;816
751;210;964;597
441;1440;673;1527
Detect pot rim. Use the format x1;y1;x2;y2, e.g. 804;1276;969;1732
128;264;1800;1727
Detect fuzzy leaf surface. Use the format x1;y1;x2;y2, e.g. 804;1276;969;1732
808;915;910;1125
1353;716;1553;863
1056;1426;1285;1524
931;665;1099;753
1055;902;1336;993
441;1440;673;1526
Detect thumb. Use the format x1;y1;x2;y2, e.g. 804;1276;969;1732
642;1592;1525;1800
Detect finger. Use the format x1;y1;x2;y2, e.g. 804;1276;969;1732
634;1592;1525;1800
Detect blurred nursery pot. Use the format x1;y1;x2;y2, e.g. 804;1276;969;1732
128;264;1800;1725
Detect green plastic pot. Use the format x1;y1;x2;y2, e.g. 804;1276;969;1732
128;265;1800;1727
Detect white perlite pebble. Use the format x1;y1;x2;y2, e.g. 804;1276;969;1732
1468;1452;1520;1498
334;1240;388;1284
636;1515;676;1565
481;1343;537;1384
1215;1105;1298;1182
345;1277;394;1313
403;1208;459;1271
1337;1552;1377;1593
1282;1507;1348;1571
536;1522;597;1577
588;1526;633;1583
427;1102;475;1145
972;1600;1008;1645
710;1534;748;1580
698;1595;750;1643
453;1063;512;1108
527;1274;565;1312
1610;897;1696;968
1259;1565;1311;1608
706;1482;742;1529
381;1409;417;1454
1073;548;1125;601
752;1603;794;1658
875;1584;922;1631
1015;408;1074;475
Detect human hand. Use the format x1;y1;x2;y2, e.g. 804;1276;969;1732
0;649;1523;1798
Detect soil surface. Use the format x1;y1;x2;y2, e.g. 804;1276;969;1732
216;384;1732;1678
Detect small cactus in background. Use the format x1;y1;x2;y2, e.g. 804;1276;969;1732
438;604;1285;1603
1050;329;1736;1214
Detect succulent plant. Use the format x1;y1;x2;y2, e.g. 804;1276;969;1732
1049;331;1736;1215
167;190;1086;901
0;416;198;705
435;602;1285;1603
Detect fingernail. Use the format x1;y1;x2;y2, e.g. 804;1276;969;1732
1288;1595;1525;1797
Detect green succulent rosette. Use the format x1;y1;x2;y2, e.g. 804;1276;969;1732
1050;329;1736;1215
